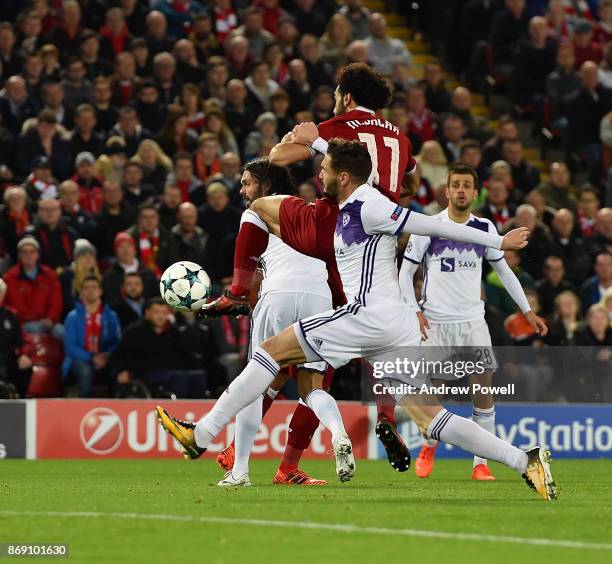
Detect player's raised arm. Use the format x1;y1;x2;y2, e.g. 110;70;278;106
268;128;315;166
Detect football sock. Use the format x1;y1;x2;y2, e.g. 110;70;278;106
231;213;269;295
194;348;280;449
232;395;263;477
305;389;345;441
374;380;396;425
427;409;527;474
472;406;496;467
280;400;320;472
262;387;278;416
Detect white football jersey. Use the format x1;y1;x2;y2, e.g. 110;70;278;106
334;184;408;306
404;209;504;323
240;212;330;299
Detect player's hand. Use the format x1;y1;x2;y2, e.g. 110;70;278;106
291;122;319;145
417;311;429;341
525;311;548;336
501;227;530;250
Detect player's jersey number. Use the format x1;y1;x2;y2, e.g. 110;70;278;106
358;132;400;194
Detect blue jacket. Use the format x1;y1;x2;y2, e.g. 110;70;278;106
62;302;121;377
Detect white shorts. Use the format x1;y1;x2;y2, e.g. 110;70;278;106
294;301;422;377
249;291;331;372
422;318;497;376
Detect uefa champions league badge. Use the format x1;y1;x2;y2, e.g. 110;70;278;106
390;205;403;221
342;212;350;227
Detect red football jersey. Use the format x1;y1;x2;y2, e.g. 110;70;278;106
318;107;416;203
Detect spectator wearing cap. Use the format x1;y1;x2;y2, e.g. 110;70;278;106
126;203;176;277
62;275;121;397
170;202;208;267
28;198;77;271
0;278;33;399
197;182;241;282
16;110;73;181
59;179;98;242
21;156;58;205
156;184;183;230
111;272;146;330
92;77;118;134
0;186;31;263
244;112;279;162
3;237;63;339
581;252;612;313
102;231;158;304
0;76;40;136
573;19;603;68
145;10;177;57
69;103;105;160
121;162;156;208
339;0;372;40
61;57;93;110
79;30;114;80
58;238;101;319
228;6;274;59
364;13;411;77
109;106;152;158
95;181;135;258
72;152;104;215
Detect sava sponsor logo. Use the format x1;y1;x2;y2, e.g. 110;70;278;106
441;257;477;271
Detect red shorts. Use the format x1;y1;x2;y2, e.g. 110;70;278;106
279;196;346;307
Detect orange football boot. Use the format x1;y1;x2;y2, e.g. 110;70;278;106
471;463;496;480
216;444;235;472
273;468;327;485
414;444;438;478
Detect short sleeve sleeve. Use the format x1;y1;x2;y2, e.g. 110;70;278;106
360;194;411;236
484;219;505;262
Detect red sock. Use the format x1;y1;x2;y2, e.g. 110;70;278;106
375;388;396;426
262;390;274;416
279;403;319;472
231;221;269;295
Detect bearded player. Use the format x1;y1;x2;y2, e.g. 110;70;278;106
156;139;556;499
400;163;548;480
216;158;341;487
207;63;417;473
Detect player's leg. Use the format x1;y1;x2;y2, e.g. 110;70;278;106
155;325;305;458
469;368;497;480
398;392;557;500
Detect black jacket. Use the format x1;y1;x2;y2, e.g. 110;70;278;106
102;262;158;305
95;203;136;258
110;298;144;330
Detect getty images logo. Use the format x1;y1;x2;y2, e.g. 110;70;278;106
80;407;124;455
441;257;455;272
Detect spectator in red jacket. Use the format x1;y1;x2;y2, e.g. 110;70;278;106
72;151;104;215
3;236;63;339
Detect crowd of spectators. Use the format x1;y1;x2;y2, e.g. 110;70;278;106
0;0;610;402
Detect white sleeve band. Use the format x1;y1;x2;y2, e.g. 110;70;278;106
402;212;504;249
312;137;329;155
491;259;531;313
241;209;269;232
306;145;316;157
399;258;420;310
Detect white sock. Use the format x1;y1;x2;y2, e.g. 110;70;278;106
232;395;263;477
194;347;279;449
472;406;496;467
428;409;528;474
305;389;345;440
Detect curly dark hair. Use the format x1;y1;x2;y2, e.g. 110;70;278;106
244;158;295;196
337;63;392;111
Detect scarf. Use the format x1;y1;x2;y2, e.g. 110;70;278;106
138;230;160;276
8;209;30;235
85;304;103;354
489;204;510;232
100;24;130;56
27;173;58;200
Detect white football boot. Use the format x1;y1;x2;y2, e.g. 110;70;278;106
217;470;252;487
332;433;355;483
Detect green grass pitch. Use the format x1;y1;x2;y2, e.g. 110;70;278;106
1;458;611;563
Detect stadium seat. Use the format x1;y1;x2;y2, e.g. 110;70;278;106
25;334;64;366
28;365;62;398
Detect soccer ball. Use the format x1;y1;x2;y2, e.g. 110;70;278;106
159;261;211;312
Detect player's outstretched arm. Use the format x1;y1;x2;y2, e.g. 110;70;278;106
269;139;313;166
490;258;548;335
401;211;529;250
